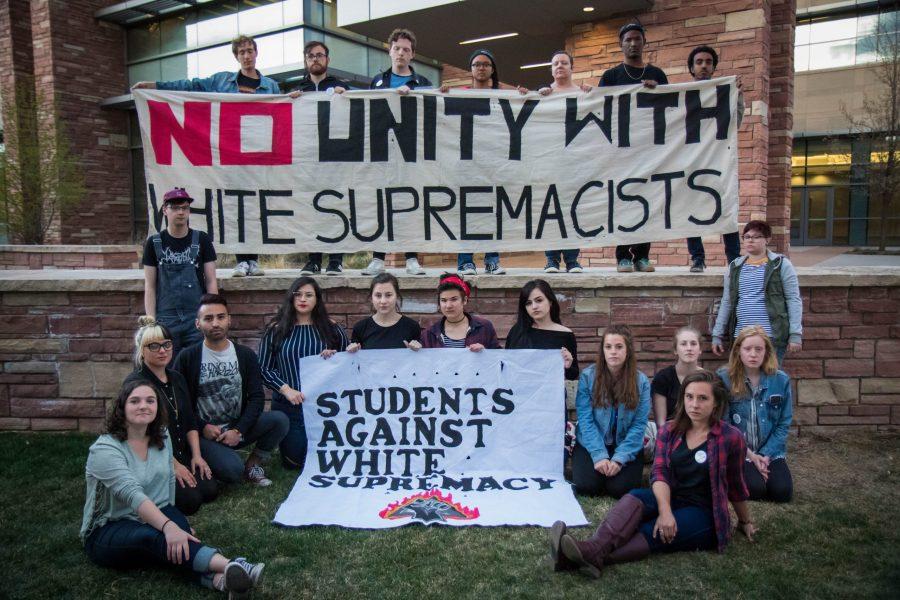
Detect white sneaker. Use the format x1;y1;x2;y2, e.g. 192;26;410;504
362;257;385;276
247;260;265;276
232;261;250;277
406;257;425;275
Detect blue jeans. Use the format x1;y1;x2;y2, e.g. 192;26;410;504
157;313;202;362
545;249;579;266
457;253;499;268
199;411;289;483
271;397;308;470
628;488;717;553
84;503;217;582
687;231;741;264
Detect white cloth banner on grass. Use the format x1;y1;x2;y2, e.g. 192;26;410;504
133;77;739;254
273;349;588;528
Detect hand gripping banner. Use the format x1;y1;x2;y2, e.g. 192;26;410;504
134;78;739;254
272;349;588;528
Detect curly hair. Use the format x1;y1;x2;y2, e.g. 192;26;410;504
106;378;168;449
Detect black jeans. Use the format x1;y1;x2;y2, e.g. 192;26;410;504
686;231;741;264
235;254;258;263
307;253;344;265
571;443;644;498
743;457;793;503
615;243;651;262
175;476;219;516
84;504;218;583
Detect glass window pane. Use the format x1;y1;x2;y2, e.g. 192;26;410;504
806;165;850;185
324;34;368;77
254;31;285;71
160;15;189;54
129;61;161;86
283;0;303;26
794;44;810;71
856;33;879;63
808;39;855;70
807;189;829;219
161;54;190;81
857;14;879;37
809;17;857;44
795;23;811;45
369;47;388;77
283;28;303;72
832;217;849;245
127;24;159;62
808;219;827;239
879;10;899;34
413;62;440;86
834;186;850;218
196;44;237;78
194;2;239;48
239;0;284;35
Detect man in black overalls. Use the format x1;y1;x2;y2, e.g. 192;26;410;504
143;188;219;359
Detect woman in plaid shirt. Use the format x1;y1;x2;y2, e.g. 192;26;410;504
550;370;757;578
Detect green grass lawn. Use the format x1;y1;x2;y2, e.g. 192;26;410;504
2;432;898;599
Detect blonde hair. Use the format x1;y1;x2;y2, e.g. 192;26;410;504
673;325;702;350
726;325;778;397
133;316;172;368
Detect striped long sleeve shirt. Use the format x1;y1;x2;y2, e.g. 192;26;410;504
258;323;349;399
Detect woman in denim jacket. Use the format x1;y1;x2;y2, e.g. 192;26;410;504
717;325;793;502
572;325;651;498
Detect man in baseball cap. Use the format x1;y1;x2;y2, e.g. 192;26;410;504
142;187;219;359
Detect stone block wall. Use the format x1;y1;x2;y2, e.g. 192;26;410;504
0;269;897;434
0;246;141;270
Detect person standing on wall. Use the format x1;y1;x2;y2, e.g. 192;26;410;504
599;23;668;274
684;45;744;273
133;34;282;279
142;187;218;360
364;28;432;277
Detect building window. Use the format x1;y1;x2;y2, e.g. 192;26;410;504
795;9;899;72
791;136;900;246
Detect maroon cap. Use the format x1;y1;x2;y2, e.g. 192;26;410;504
163;187;194;205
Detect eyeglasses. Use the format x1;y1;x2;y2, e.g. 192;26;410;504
742;235;766;241
306;52;327;60
146;341;173;352
166;204;191;212
471;62;493;69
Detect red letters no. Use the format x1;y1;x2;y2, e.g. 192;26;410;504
219;102;292;166
148;100;212;166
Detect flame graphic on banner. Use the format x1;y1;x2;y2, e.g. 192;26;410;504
379;489;480;524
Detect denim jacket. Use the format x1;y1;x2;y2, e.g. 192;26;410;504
716;367;793;459
156;70;281;94
575;364;651;465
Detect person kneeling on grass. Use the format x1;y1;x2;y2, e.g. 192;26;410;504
550;370;756;578
81;379;264;595
717;325;794;503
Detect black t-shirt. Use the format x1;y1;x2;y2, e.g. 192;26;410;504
351;315;422;350
651;365;681;420
599;63;668;87
142;229;217;286
671;437;712;509
237;71;261;93
505;323;580;380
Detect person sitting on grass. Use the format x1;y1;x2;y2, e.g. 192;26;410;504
347;273;422;352
550;370;756;577
124;316;218;515
651;326;705;429
419;273;500;350
571;324;650;498
81;379;264;596
717;325;794;503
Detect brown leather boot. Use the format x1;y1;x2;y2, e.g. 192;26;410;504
560;493;645;578
606;532;650;564
549;521;577;571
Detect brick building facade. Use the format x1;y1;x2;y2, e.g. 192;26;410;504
0;0;794;263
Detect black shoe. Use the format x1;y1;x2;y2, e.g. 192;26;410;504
690;259;705;273
544;260;560;274
325;262;343;276
300;261;320;275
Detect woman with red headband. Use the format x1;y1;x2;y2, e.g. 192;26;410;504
420;273;500;350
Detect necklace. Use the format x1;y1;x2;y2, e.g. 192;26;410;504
154;375;178;421
623;63;646;81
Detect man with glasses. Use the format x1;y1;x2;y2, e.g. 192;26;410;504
142;188;218;360
133;34;280;279
684;45;744;272
174;294;289;487
443;49;506;275
365;28;432;276
290;41;351;276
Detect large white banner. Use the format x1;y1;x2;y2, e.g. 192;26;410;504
273;349;588;528
134;78;739;254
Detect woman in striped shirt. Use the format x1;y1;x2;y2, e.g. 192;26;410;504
258;276;349;470
419;273;500;350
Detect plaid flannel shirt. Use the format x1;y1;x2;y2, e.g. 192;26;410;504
651;420;749;553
